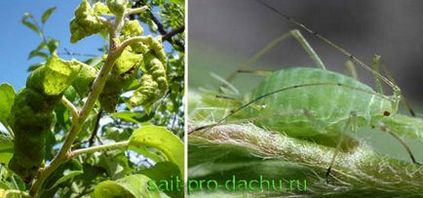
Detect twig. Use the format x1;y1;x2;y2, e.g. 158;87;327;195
120;36;148;50
88;109;103;146
125;6;149;16
162;26;185;41
70;140;129;158
61;96;79;124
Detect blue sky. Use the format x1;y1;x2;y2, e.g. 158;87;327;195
0;1;105;90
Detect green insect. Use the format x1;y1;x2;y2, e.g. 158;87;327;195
191;0;423;180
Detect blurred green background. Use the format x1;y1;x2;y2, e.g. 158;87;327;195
188;0;423;163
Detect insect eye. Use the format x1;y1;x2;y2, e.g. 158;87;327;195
383;111;391;116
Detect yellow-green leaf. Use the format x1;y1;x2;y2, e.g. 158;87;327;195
0;83;15;125
128;126;184;177
92;174;162;198
27;54;81;95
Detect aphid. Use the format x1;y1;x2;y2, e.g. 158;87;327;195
190;0;423;179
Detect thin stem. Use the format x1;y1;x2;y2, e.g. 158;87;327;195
70;141;129;158
125;5;149;16
162;26;185;41
120;36;148;49
61;96;79;123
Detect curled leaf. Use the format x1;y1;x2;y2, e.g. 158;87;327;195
106;0;129;16
122;20;144;38
100;49;143;113
147;36;167;64
129;74;159;110
93;2;111;16
70;0;109;43
71;60;97;96
9;55;80;182
130;53;167;110
26;54;81;95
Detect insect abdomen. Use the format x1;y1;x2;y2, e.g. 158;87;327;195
250;67;391;137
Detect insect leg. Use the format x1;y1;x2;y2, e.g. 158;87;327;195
290;29;326;69
225;29;326;84
379;122;420;165
303;109;359;151
326;112;358;183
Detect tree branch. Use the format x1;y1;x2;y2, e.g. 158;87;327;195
88;109;103;146
162;25;185;41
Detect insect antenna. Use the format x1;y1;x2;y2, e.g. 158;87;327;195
255;0;401;100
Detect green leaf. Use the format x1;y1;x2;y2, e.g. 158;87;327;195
41;7;56;24
170;0;184;5
0;83;15;125
21;13;40;34
47;39;59;53
111;112;141;123
40;160;83;196
130;146;164;163
92;174;162;198
96;150;133;178
129;126;184;177
27;63;43;72
28;49;48;60
110;111;155;124
0;133;13;165
142;162;183;198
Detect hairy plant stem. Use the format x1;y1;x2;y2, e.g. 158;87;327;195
28;7;148;196
70;140;129;158
190;123;423;196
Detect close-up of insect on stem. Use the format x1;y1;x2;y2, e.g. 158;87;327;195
188;0;423;196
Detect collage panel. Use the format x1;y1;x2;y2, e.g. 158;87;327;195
1;0;423;197
188;0;423;197
0;0;184;197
